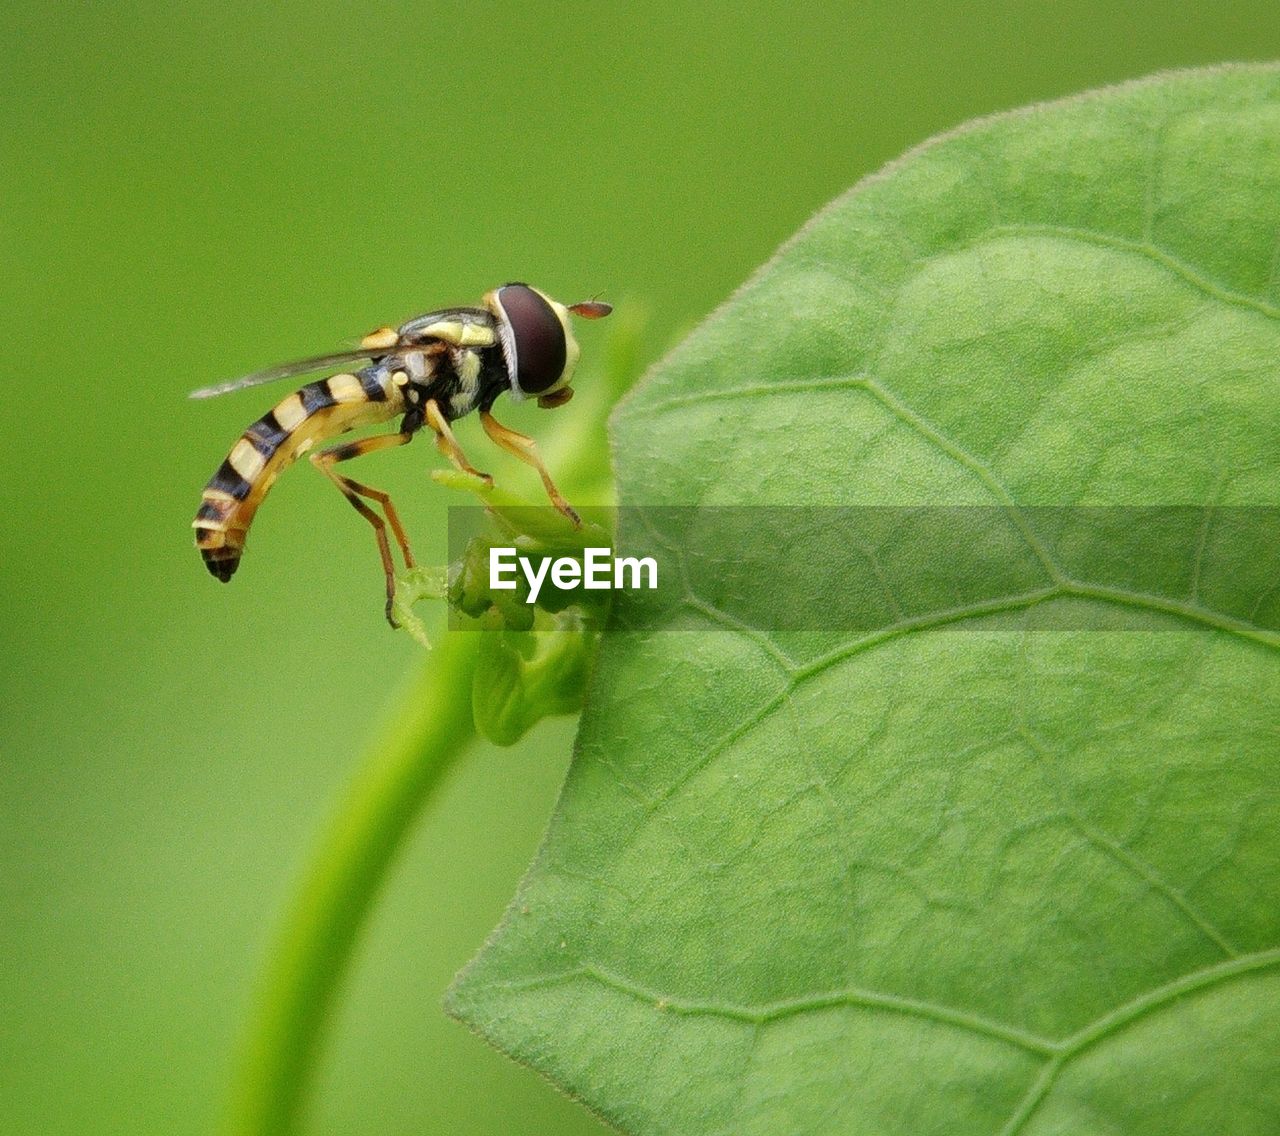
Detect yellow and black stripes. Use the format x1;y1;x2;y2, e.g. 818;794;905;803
193;286;610;627
194;370;404;580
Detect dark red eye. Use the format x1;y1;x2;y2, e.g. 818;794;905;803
496;284;567;394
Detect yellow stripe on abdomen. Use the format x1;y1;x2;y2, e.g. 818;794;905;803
194;372;404;580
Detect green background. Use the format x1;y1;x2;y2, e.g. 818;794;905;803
3;4;1279;1134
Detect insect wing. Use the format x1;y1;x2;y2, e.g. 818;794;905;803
188;349;388;400
395;307;497;347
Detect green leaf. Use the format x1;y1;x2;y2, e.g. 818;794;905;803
448;65;1280;1135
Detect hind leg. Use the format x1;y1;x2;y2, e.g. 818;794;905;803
311;431;415;626
424;399;492;486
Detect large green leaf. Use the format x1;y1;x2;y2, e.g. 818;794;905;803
448;66;1280;1135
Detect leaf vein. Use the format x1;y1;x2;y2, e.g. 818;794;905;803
1016;725;1241;958
653;590;1060;809
994;1056;1064;1136
860;379;1063;581
1060;580;1280;651
500;965;1060;1055
1059;947;1280;1057
642;373;873;416
993;222;1280;320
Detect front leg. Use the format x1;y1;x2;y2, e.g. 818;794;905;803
479;409;581;526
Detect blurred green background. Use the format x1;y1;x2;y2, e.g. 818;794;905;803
4;3;1280;1134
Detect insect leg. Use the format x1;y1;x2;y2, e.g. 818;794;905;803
424;399;493;485
310;431;415;626
479;410;581;526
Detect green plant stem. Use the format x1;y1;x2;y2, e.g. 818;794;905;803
226;631;479;1136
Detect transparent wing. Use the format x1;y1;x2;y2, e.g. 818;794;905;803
188;349;389;399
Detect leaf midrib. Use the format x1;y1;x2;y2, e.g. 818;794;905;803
491;948;1280;1059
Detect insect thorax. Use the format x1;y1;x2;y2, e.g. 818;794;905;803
393;341;508;425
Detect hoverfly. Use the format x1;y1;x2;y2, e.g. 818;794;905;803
192;283;611;625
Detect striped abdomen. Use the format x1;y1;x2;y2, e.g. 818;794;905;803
195;370;404;580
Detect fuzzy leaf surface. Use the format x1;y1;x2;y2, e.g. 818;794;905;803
449;66;1280;1135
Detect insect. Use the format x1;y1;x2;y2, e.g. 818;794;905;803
192;283;611;625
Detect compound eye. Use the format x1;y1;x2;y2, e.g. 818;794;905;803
496;284;567;394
